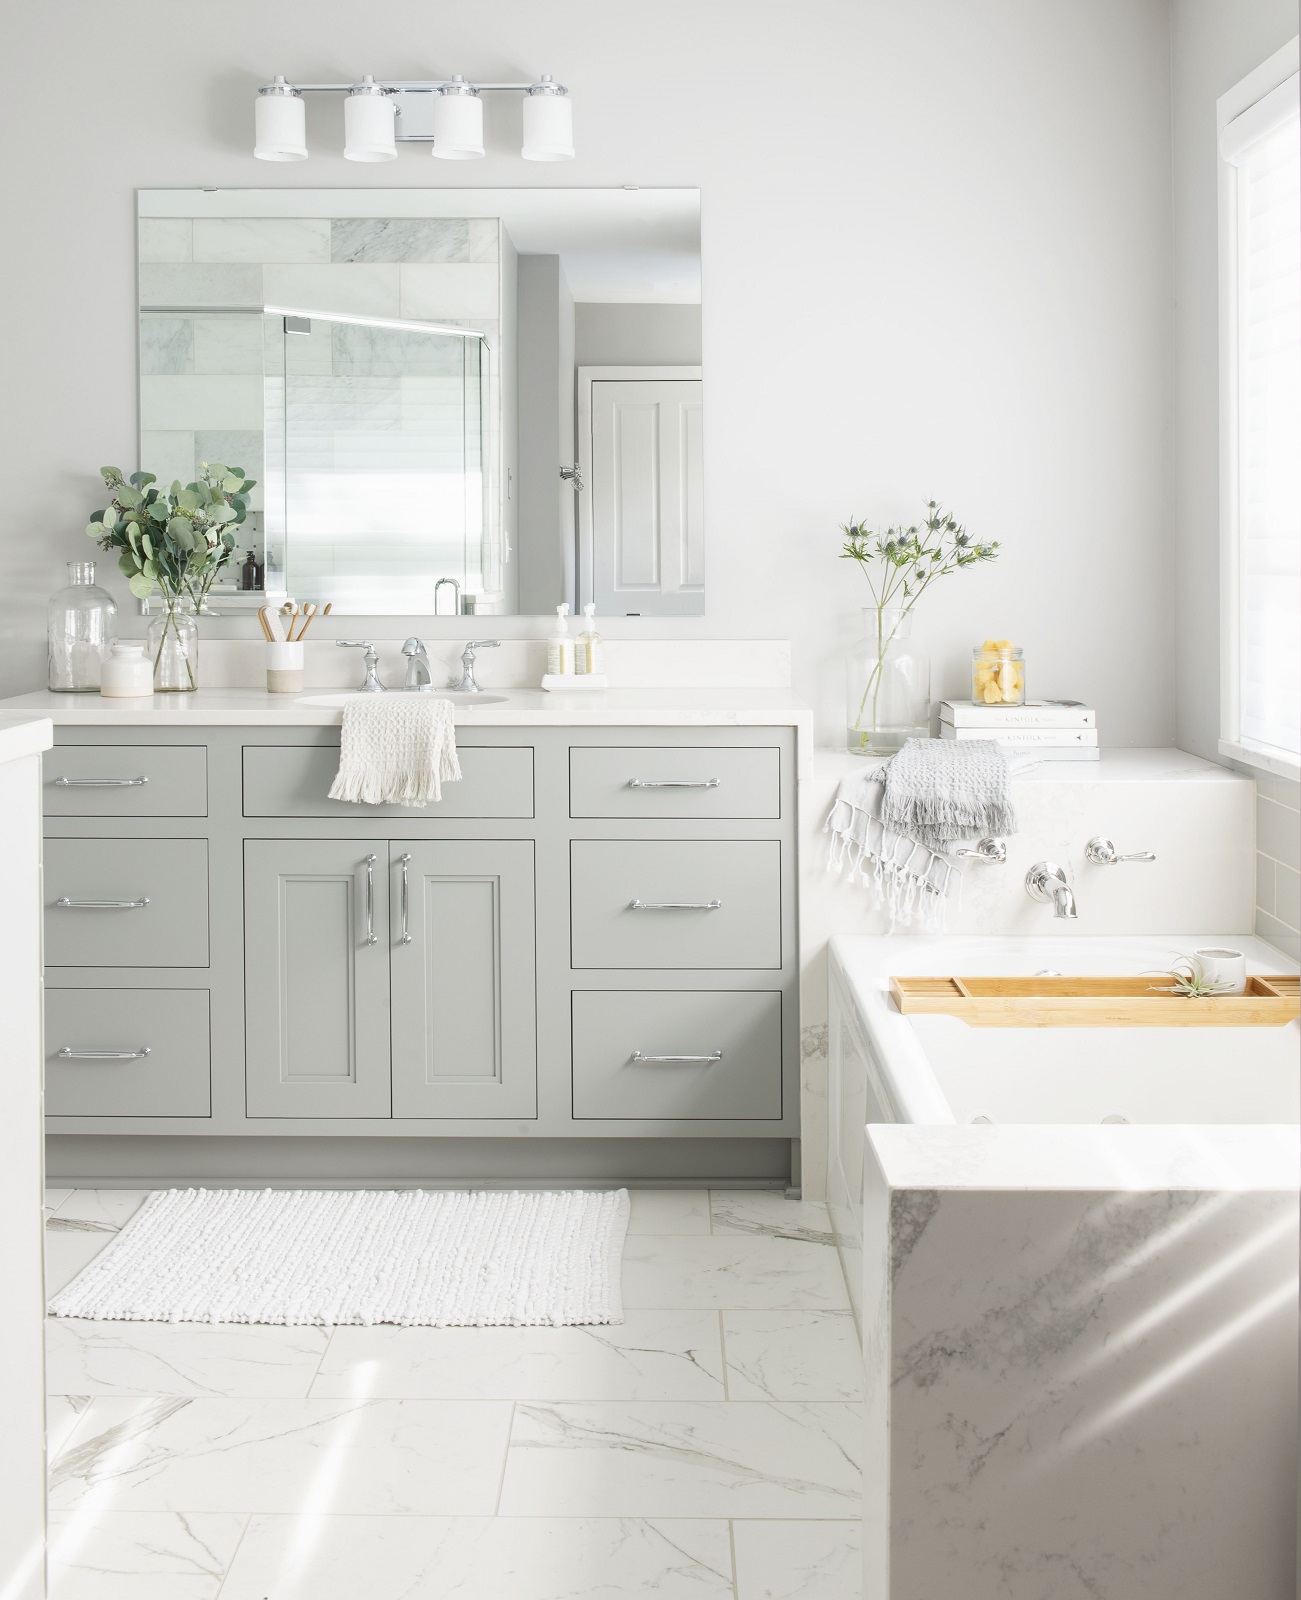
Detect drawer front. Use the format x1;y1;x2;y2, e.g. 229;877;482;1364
45;838;209;968
45;744;207;817
46;988;211;1117
572;990;782;1120
571;841;781;969
243;745;534;819
569;746;781;819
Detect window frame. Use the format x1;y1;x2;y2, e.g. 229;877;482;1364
1217;39;1301;781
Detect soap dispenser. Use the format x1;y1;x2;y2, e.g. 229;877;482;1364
577;603;605;676
546;603;575;677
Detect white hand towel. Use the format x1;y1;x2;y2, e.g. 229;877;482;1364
328;695;462;807
825;767;959;931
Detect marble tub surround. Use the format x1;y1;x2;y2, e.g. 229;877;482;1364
44;1186;863;1599
861;1125;1299;1600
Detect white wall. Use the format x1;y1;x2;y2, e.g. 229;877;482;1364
1171;0;1298;762
575;303;703;367
0;0;1175;746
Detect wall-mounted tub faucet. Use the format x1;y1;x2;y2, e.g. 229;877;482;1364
1025;861;1078;920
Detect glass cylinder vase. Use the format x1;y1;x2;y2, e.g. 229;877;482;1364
48;561;118;691
146;596;199;693
846;606;930;756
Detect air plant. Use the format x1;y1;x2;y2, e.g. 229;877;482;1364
1146;954;1233;998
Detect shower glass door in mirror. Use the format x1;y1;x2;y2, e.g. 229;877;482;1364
137;191;703;616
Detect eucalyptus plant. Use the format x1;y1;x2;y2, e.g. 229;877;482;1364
840;501;1000;750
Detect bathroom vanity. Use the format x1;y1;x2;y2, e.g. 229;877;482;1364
19;688;810;1187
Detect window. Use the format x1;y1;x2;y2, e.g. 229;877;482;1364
1218;47;1301;777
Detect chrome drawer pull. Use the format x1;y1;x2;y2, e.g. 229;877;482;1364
631;1050;723;1064
363;854;378;945
57;1046;151;1061
53;776;148;788
55;897;150;910
627;778;720;789
629;899;722;911
399;853;412;944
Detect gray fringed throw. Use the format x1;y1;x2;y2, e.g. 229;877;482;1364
879;737;1016;853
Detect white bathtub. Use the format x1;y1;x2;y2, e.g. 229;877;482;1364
829;933;1300;1600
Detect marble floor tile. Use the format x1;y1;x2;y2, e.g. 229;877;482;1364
49;1397;512;1516
722;1311;864;1401
710;1191;836;1245
310;1310;724;1401
219;1514;734;1600
45;1188;75;1214
732;1519;862;1600
46;1231;118;1298
498;1401;862;1519
622;1237;850;1310
626;1189;712;1235
47;1395;93;1460
50;1190;152;1232
47;1320;331;1398
47;1510;246;1600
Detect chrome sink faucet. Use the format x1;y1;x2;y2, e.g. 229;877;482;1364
1025;861;1078;920
452;640;501;693
401;637;434;690
336;640;385;691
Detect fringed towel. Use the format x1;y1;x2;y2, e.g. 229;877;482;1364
328;695;462;807
825;768;958;931
879;737;1016;853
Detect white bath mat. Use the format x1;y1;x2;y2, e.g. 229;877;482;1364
48;1187;630;1327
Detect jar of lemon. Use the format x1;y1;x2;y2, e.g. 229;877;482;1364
972;639;1024;706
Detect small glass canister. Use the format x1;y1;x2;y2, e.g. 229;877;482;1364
972;639;1025;706
48;561;117;691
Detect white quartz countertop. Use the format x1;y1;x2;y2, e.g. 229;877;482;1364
812;745;1246;784
0;713;53;764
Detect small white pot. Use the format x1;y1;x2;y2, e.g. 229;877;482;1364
266;640;305;695
1193;947;1248;996
99;642;154;698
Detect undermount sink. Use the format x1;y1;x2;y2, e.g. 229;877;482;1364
296;691;511;708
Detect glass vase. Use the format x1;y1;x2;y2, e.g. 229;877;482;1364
146;596;199;693
846;606;930;756
48;561;118;691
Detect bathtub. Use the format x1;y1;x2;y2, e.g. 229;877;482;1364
828;933;1300;1600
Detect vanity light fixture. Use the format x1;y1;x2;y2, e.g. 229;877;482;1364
253;72;573;162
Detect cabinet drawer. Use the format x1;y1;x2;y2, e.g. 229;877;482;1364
569;746;780;819
572;990;782;1120
45;838;209;968
570;841;781;969
46;988;211;1117
243;745;534;819
45;744;208;817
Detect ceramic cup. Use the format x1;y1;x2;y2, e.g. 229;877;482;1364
266;640;305;695
1194;947;1247;995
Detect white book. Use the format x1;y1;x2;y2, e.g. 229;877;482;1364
940;699;1096;729
939;724;1099;747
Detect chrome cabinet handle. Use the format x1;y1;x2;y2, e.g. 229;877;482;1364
55;897;150;910
363;853;378;944
399;853;412;944
627;778;720;789
631;1050;723;1064
954;837;1007;863
629;899;722;911
57;1046;151;1060
53;776;148;788
1085;836;1156;865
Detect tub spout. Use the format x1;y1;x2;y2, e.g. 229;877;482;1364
1025;862;1078;919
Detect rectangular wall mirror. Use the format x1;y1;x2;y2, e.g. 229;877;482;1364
137;189;703;617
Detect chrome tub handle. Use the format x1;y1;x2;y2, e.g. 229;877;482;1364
954;837;1007;863
399;853;412;944
55;897;150;910
627;778;720;789
57;1047;151;1061
52;776;148;788
630;1050;724;1064
363;854;378;944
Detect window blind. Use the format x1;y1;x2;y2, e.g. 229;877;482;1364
1228;78;1300;760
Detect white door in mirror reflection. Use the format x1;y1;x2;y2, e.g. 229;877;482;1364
582;371;704;616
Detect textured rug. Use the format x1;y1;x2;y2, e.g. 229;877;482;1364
48;1187;630;1327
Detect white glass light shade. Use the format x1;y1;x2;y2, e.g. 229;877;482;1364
254;82;307;161
431;84;484;159
522;87;573;161
344;82;396;161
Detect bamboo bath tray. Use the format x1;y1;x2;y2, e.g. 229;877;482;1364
890;974;1301;1028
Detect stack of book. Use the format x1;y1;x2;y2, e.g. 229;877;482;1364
937;699;1098;760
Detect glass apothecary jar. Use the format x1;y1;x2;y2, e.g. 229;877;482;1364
48;561;117;691
147;597;199;693
972;640;1025;706
847;607;931;756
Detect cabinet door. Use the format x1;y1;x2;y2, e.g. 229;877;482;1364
390;842;536;1118
244;841;391;1118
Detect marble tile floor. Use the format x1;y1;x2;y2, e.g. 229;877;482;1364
43;1187;863;1599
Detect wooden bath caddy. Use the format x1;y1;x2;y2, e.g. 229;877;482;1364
890;973;1301;1028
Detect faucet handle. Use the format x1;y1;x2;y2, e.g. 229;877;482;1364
336;640;384;692
954;837;1007;863
1085;836;1156;865
465;639;501;651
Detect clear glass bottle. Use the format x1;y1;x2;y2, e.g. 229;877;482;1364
48;561;118;691
971;641;1025;706
146;595;199;693
846;606;931;756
